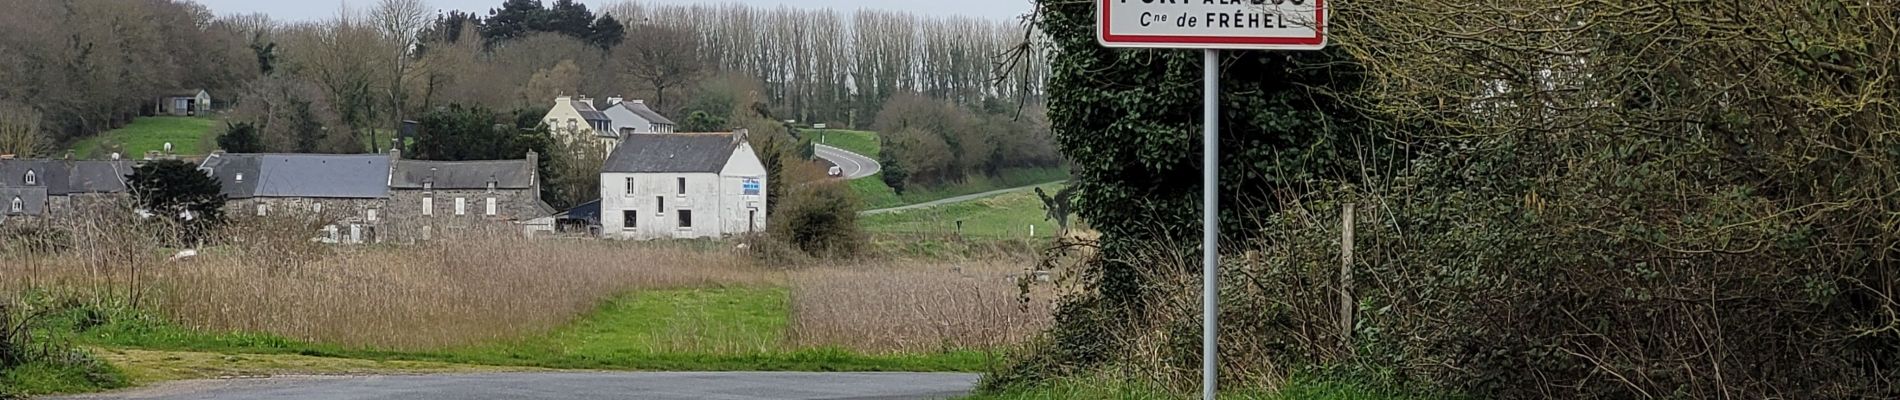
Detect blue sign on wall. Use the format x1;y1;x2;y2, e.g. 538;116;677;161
742;178;761;196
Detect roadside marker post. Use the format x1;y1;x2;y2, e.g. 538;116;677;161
1096;1;1329;399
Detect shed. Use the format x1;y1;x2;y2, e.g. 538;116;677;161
157;89;212;116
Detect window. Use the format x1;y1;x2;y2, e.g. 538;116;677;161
626;177;636;195
486;181;497;193
656;196;665;214
22;170;36;186
678;210;693;228
423;182;434;191
546;119;556;128
367;209;378;222
422;197;433;216
623;210;638;228
8;197;22;213
311;203;322;213
677;177;687;195
485;198;497;216
454;198;466;216
235;173;245;183
256;204;268;216
567;119;577;132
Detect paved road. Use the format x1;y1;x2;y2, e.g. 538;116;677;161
814;144;881;180
46;372;979;400
860;181;1067;216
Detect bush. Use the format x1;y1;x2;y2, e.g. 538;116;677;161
0;297;127;398
767;179;864;259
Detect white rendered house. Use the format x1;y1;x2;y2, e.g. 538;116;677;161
599;130;767;239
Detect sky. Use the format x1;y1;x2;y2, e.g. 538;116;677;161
193;0;1034;23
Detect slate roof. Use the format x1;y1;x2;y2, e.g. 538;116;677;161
603;134;739;173
573;101;610;122
200;154;390;199
0;187;48;216
0;159;132;195
391;159;535;190
611;101;676;125
65;161;135;193
198;153;261;199
163;89;206;98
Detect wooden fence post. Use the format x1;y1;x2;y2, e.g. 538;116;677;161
1340;201;1356;348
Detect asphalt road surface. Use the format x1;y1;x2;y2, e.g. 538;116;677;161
46;372;980;400
860;181;1066;215
814;144;881;180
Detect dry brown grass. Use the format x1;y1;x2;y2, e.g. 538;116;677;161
3;212;1054;354
787;259;1055;354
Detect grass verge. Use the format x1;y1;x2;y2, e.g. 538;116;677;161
855;167;1071;210
42;287;993;383
862;183;1066;239
69;117;218;158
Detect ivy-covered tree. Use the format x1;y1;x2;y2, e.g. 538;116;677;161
992;0;1385;387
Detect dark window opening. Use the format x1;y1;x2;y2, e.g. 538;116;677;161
678;210;693;228
623;210;638;228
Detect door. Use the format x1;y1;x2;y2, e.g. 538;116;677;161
748;209;758;233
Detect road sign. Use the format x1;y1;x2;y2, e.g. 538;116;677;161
1098;0;1328;50
1094;1;1330;399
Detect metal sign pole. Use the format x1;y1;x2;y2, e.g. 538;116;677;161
1201;48;1221;400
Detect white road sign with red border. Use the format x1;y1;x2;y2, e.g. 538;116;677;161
1098;0;1328;50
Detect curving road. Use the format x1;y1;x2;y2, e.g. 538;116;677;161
46;372;980;400
814;144;881;180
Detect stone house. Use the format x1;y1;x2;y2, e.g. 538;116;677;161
0;158;135;224
385;152;549;241
601;98;676;135
599;131;767;240
198;150;549;243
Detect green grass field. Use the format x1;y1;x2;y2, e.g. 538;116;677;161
70;117;219;158
26;287;989;395
863;183;1066;238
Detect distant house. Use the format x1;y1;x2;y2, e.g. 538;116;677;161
599;130;767;240
601;97;677;136
541;96;616;151
0;159;134;222
157;89;211;116
197;149;551;244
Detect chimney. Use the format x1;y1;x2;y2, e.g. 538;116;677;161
578;96;594;108
630;99;645;105
525;150;540;191
607;96;623;106
732;128;749;146
554;95;572;107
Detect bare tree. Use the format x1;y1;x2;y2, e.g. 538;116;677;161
614;24;702;112
0;102;45;157
371;0;430;153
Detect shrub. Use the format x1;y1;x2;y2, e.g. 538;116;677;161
768;179;864;259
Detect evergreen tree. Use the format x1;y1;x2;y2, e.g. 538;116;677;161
217;121;263;153
127;159;227;244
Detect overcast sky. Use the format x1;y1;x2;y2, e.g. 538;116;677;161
193;0;1033;23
